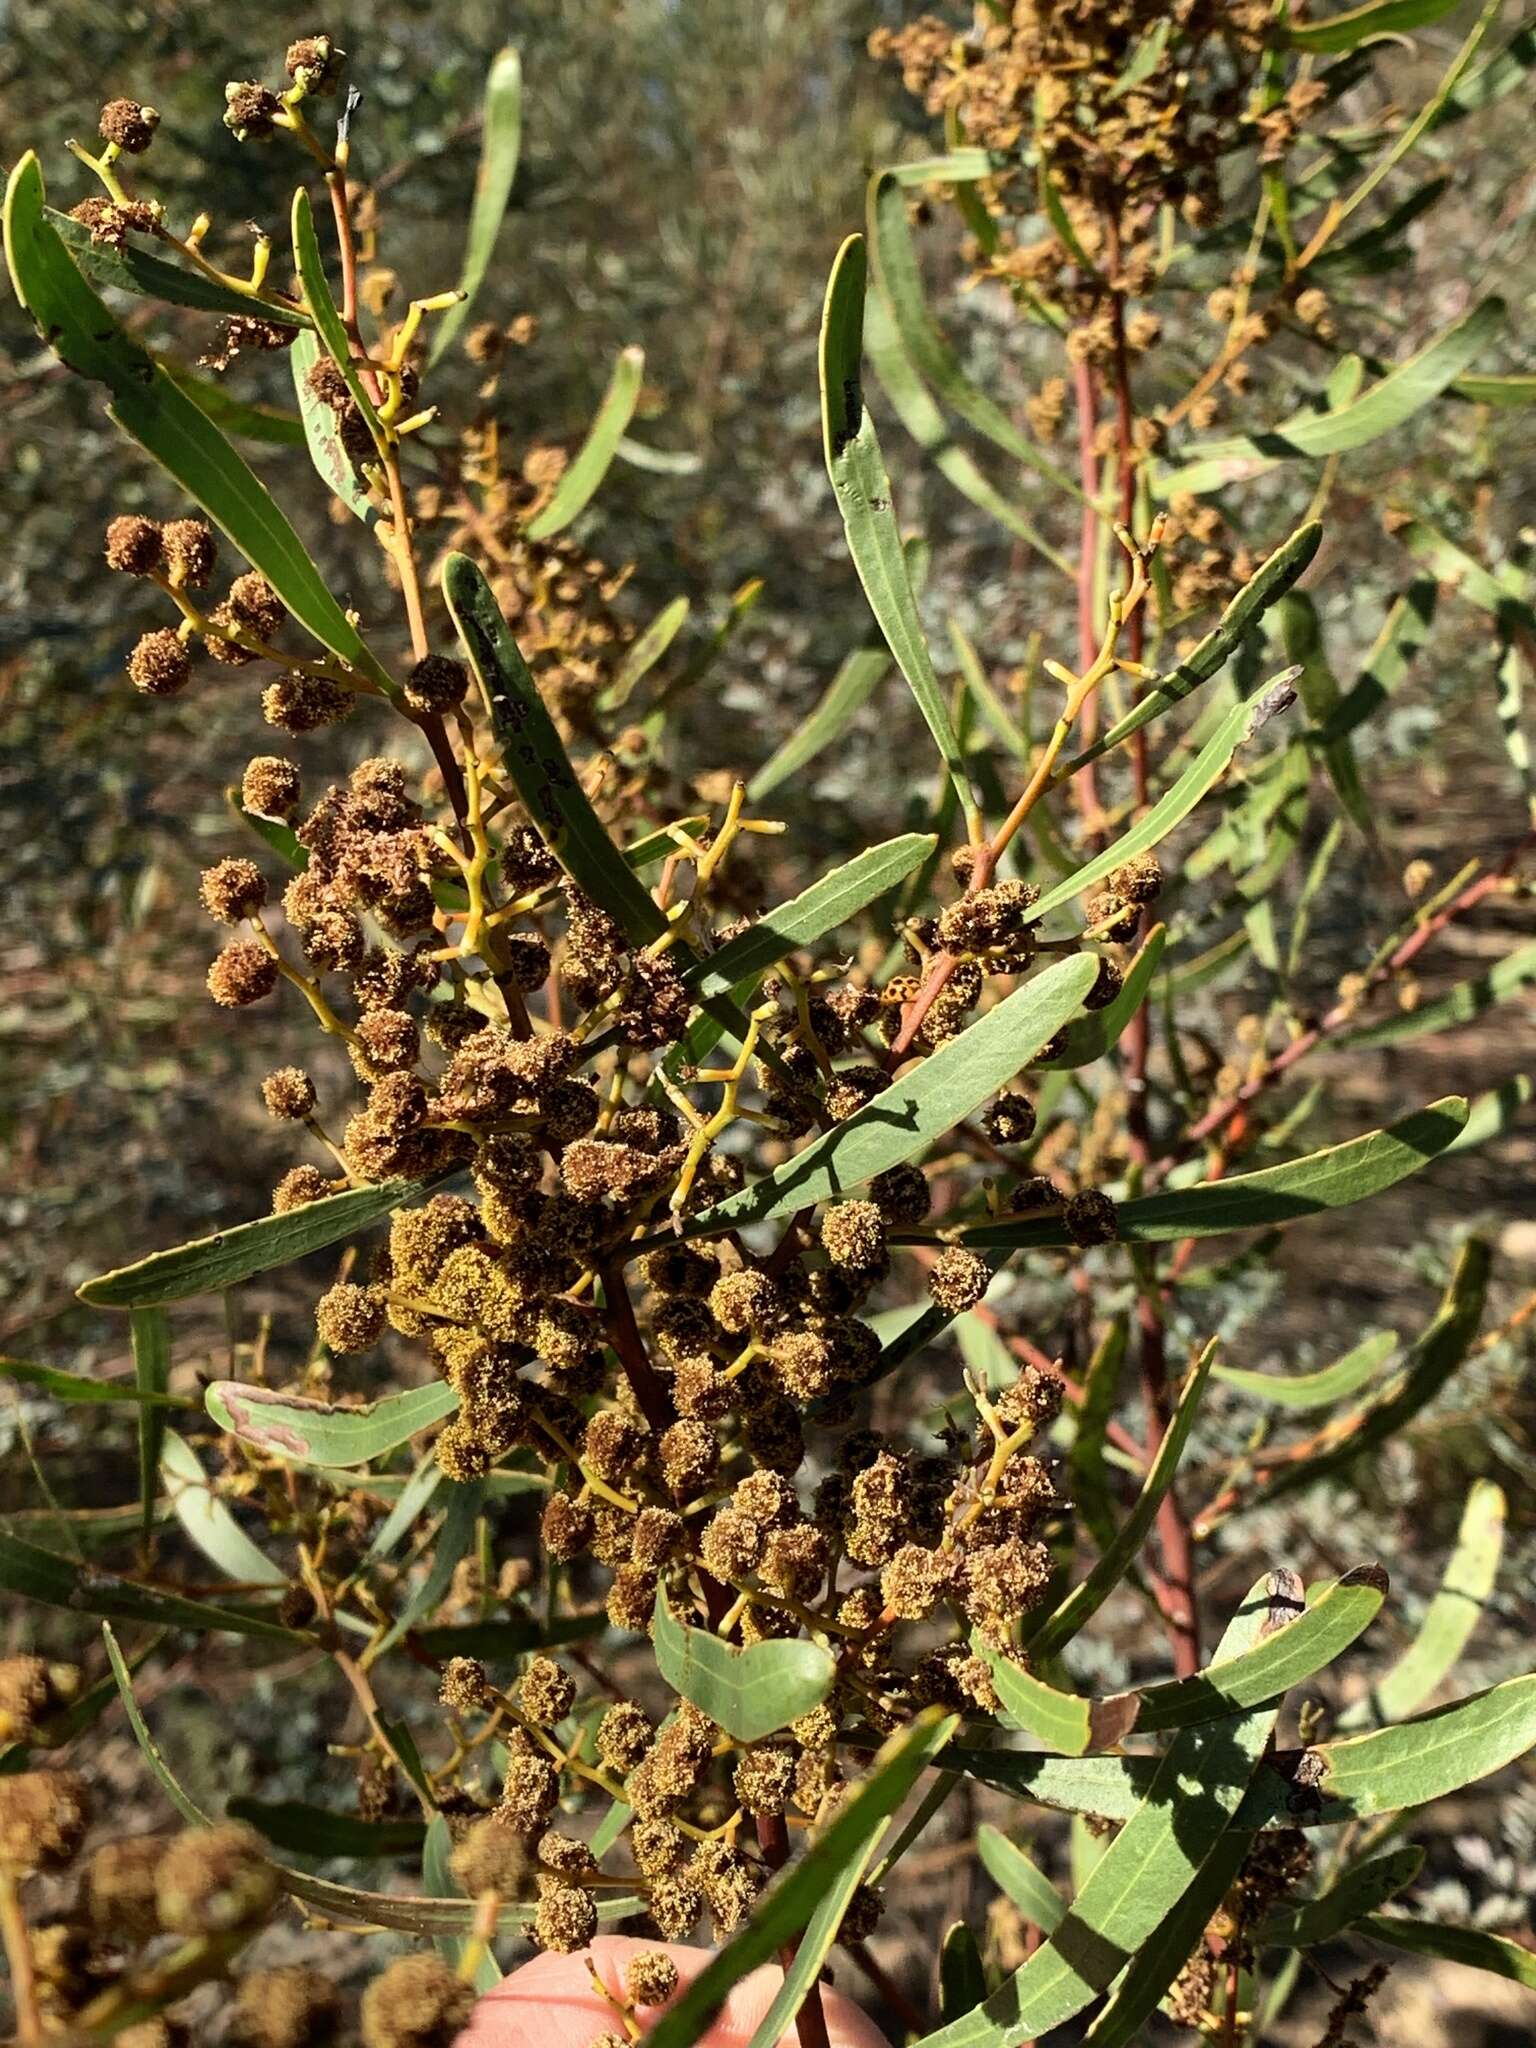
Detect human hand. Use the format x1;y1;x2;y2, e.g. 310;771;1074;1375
459;1936;893;2048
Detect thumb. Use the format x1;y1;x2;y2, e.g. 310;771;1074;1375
459;1936;893;2048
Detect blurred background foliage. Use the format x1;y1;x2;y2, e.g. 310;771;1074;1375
2;3;1535;2029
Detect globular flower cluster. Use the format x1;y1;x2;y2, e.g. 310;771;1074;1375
69;21;1186;1985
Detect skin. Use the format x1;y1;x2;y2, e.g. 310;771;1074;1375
461;1937;893;2048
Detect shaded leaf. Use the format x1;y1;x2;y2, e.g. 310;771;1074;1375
1248;1236;1488;1509
1031;677;1302;926
444;550;665;945
0;1357;191;1409
940;1923;988;2023
1286;0;1462;53
1259;1846;1424;1946
681;955;1099;1236
78;1172;446;1308
525;346;644;540
685;833;936;1000
1358;1914;1536;1987
646;1711;957;2048
1333;939;1536;1051
130;1307;170;1548
49;208;309;325
162;362;305;446
959;1097;1471;1250
605;594;689;709
1159;299;1504;496
1024;1342;1216;1659
820;234;980;832
411;1613;604;1663
205;1379;459;1469
290;329;376;524
651;1586;834;1745
161;1431;284;1589
1038;927;1165;1069
1060;521;1321;779
1213;1329;1396;1409
423;1812;502;1989
429;47;522;367
976;1825;1066;1933
0;1533;298;1640
1340;1479;1505;1727
229;1797;427;1861
376;1481;485;1654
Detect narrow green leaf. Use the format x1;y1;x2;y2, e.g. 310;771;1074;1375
1128;1566;1388;1733
979;1639;1141;1755
410;1613;603;1663
1031;676;1302;927
291;189;382;444
0;1357;191;1408
1258;1846;1424;1946
976;1826;1066;1933
229;1797;427;1860
1024;1342;1216;1660
1446;1073;1533;1155
918;1583;1284;2048
78;1172;445;1308
1213;1329;1395;1409
863;290;1070;573
681;954;1099;1237
940;1923;988;2023
162;362;305;446
429;47;522;367
1358;1914;1536;1987
423;1812;502;1988
684;833;936;1000
525;346;644;540
1327;581;1441;741
1333;939;1536;1052
0;1532;298;1640
1059;521;1321;780
867;173;1077;496
885;150;1003;185
1341;1480;1505;1727
366;1457;445;1562
958;1097;1471;1250
1392;516;1536;636
1240;1673;1536;1828
130;1307;170;1547
651;1587;834;1744
443;550;665;944
1250;1236;1488;1507
3;156;392;694
106;1625;618;1935
290;329;377;524
1082;1829;1250;2045
1038;927;1165;1069
1068;1316;1127;1554
375;1481;485;1654
1456;372;1536;407
820;234;981;834
646;1711;957;2048
1280;593;1373;832
161;1431;284;1589
748;648;889;799
1158;299;1504;495
48;208;309;325
205;1379;459;1469
605;594;689;709
1286;0;1461;55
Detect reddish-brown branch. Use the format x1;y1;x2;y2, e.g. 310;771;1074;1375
1171;832;1533;1164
